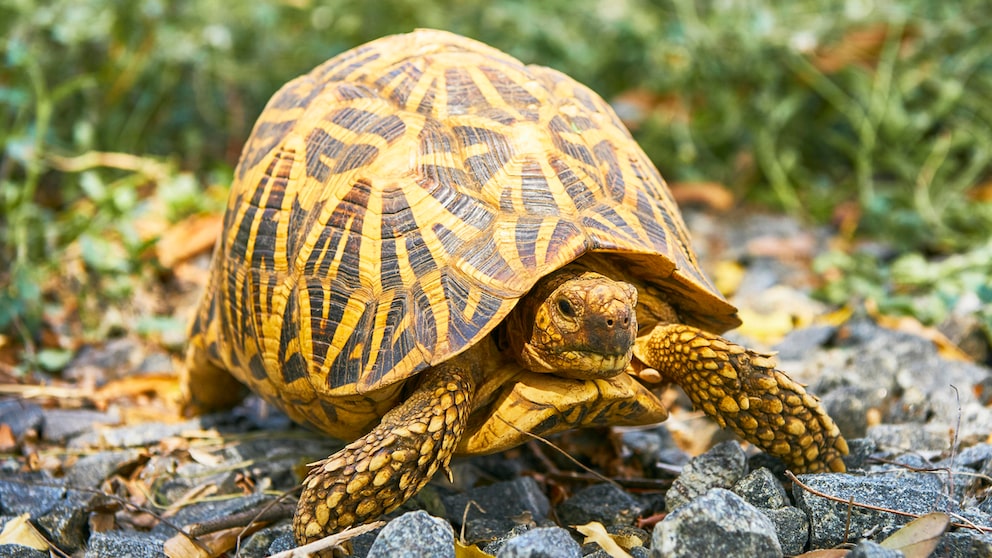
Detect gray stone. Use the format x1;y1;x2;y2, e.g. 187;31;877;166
733;467;788;509
938;443;992;470
621;426;690;469
651;488;782;558
0;544;49;558
0;473;66;516
666;441;748;511
237;522;293;558
150;493;274;538
68;418;201;449
867;423;951;454
495;526;581;558
813;320;992;445
773;325;836;361
819;385;876;439
793;473;954;549
847;540;904;558
935;531;992;558
482;524;534;556
0;400;43;441
65;449;143;489
367;511;454;558
760;506;809;556
36;492;97;553
443;477;551;541
842;438;878;471
444;476;550;523
557;483;642;528
41;408;120;444
83;531;167;558
267;532;297;555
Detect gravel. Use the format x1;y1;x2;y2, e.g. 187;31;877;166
3;214;991;557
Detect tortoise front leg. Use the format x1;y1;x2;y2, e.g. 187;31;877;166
293;360;478;544
634;324;848;473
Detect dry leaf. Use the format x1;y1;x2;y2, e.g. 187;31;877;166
879;512;949;558
810;23;917;74
456;539;495;557
0;513;50;550
0;423;17;452
164;531;212;558
166;523;267;558
670;181;735;211
574;521;633;558
867;303;972;362
156;213;223;267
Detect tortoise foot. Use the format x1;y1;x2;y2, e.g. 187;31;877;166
293;362;477;544
635;324;848;473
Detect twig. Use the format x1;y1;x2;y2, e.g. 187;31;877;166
233;488;301;557
544;470;672;490
497;416;622;491
267;521;385;558
459;500;487;544
187;498;295;537
786;471;992;534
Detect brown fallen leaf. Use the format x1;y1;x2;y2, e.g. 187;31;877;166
0;513;50;551
670;181;736;212
867;301;973;362
0;423;17;452
810;22;918;74
156;213;223;268
879;512;949;558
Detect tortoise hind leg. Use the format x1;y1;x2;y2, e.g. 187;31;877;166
634;323;848;473
293;359;479;544
181;320;248;414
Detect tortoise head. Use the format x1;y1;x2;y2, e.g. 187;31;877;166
506;269;638;379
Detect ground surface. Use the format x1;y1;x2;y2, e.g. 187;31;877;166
1;205;991;557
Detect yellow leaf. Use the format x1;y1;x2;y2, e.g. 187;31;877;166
574;521;632;558
456;538;495;558
879;512;949;558
0;513;50;551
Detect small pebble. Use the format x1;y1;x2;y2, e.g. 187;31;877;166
557;483;642;528
666;440;748;511
652;488;782;558
367;510;455;558
732;467;788;509
496;526;581;558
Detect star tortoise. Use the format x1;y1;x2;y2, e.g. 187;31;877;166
182;29;848;545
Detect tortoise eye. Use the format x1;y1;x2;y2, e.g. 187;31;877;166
557;298;576;318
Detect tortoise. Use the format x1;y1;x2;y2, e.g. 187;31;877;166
182;29;848;545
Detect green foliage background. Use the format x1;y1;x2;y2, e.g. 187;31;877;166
2;0;991;347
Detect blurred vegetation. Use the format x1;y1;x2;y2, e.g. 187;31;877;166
2;0;991;350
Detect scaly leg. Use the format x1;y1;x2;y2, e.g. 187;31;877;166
634;324;848;473
293;360;478;543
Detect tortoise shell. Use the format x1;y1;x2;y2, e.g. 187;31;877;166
189;29;739;421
